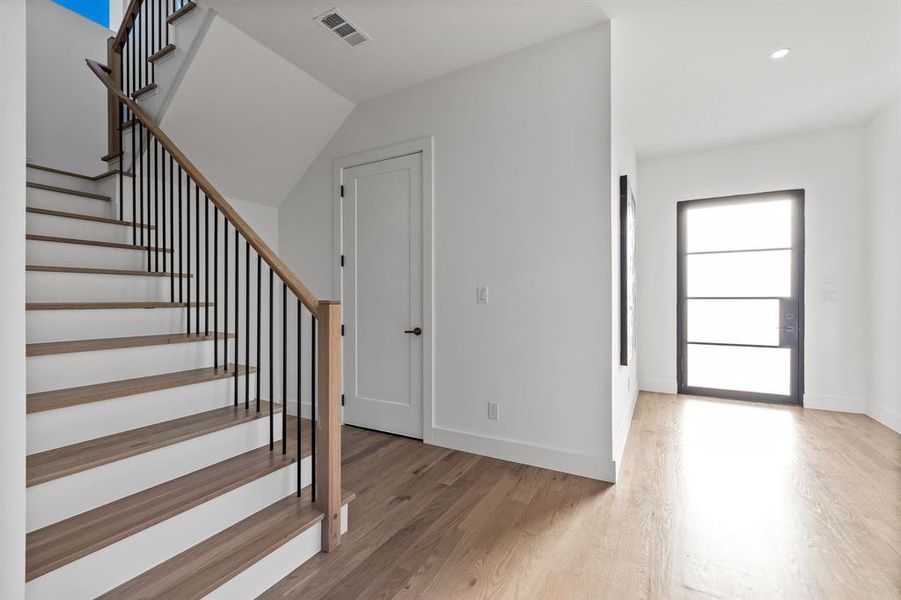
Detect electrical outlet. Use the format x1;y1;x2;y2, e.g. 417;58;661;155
487;402;499;420
476;286;488;304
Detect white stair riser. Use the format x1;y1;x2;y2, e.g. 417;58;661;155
25;459;313;600
27;373;257;454
27;239;149;270
26;307;209;343
27;188;112;218
27;212;136;244
27;415;287;533
206;503;348;600
27;340;231;393
27;270;178;303
26;169;103;193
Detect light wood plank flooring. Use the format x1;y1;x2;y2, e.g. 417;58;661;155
262;392;901;600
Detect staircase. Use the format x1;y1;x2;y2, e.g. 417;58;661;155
23;2;350;598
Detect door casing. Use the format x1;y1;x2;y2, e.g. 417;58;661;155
333;137;435;442
676;189;805;405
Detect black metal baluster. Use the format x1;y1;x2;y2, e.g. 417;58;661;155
154;138;159;272
118;55;124;222
159;144;165;274
234;228;239;406
214;206;218;370
245;240;250;408
186;175;191;334
205;195;209;336
311;313;316;503
178;165;183;302
169;155;174;301
297;298;302;497
256;254;261;412
282;281;287;455
130;99;136;245
269;268;273;450
195;185;200;335
224;216;228;371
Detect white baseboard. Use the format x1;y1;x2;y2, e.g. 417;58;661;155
429;425;615;483
639;377;677;394
868;402;901;434
612;389;639;481
803;393;867;413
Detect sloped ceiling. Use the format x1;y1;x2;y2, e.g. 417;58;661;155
161;15;354;206
201;0;609;104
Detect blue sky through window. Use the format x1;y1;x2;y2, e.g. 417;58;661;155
53;0;109;28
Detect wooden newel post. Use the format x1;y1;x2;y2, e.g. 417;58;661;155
106;37;122;161
315;300;342;552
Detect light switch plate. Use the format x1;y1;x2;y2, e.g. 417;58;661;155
476;286;488;304
487;402;499;420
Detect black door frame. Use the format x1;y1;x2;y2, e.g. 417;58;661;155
676;189;805;405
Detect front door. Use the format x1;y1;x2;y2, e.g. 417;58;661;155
677;190;805;404
342;153;424;437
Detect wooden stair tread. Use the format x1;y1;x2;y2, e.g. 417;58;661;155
26;182;110;201
26;416;314;581
132;83;158;99
26;302;212;313
99;489;355;599
27;401;282;488
27;364;252;413
26;233;171;252
26;206;153;229
167;0;196;24
148;43;176;63
26;265;191;277
26;331;228;356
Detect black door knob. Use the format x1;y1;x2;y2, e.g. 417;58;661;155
404;327;422;336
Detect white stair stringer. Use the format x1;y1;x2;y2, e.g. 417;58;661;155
26;456;312;600
27;413;284;532
27;372;256;454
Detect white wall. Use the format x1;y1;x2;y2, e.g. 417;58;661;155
637;125;870;413
610;21;638;474
161;15;353;207
281;25;615;481
27;0;109;174
865;97;901;433
0;0;28;596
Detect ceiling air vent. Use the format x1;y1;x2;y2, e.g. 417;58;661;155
315;9;370;48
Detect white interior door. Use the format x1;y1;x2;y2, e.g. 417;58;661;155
342;153;423;438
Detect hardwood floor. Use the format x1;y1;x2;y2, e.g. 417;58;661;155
262;392;901;600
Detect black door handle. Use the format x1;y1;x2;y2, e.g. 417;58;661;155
404;327;422;336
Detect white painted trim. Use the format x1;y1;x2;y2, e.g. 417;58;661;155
286;398;313;420
867;402;901;434
803;393;867;413
612;388;639;480
639;377;678;394
430;426;615;483
333;137;436;443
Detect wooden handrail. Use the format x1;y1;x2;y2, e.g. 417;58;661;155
111;0;143;52
85;58;320;315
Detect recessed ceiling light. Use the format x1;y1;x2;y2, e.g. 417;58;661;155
770;48;791;60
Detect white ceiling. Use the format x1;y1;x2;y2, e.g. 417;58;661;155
603;0;901;157
201;0;609;103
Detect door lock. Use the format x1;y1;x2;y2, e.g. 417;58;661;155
404;327;423;336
